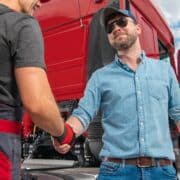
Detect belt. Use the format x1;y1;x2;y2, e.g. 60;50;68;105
103;157;173;167
0;119;21;135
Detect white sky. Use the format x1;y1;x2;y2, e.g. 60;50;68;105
155;0;180;53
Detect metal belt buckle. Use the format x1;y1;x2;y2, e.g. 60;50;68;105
137;158;152;168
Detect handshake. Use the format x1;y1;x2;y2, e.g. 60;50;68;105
52;123;76;154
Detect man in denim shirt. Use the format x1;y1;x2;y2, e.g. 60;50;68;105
53;7;180;180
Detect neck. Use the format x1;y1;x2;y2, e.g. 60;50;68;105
117;41;142;70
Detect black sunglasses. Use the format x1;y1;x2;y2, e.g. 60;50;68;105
106;17;129;34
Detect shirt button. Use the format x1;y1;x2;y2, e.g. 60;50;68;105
139;106;142;110
141;138;144;142
137;91;141;94
140;122;144;127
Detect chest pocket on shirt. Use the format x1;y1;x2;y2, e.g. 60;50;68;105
147;78;168;103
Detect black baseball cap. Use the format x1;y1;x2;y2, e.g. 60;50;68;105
100;7;137;28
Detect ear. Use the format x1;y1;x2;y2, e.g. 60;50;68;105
136;24;142;35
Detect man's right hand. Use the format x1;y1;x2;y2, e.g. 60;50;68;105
52;137;71;154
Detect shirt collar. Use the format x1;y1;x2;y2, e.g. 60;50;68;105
115;51;146;65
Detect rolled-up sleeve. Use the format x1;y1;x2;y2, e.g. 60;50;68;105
168;65;180;122
72;72;101;130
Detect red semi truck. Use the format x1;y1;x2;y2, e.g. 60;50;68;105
21;0;180;179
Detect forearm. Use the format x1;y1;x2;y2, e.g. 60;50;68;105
15;67;64;136
26;96;64;136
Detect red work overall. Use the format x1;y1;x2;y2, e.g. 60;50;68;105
0;119;21;180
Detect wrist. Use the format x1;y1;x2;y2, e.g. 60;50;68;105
53;123;76;145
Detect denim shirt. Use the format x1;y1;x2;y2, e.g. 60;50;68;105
72;52;180;160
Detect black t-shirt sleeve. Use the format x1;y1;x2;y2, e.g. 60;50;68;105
13;17;46;69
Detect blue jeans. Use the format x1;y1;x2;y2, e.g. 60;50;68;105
97;161;178;180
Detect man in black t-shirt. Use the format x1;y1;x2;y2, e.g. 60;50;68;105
0;0;66;179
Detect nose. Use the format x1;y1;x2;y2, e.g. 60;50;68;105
112;23;122;33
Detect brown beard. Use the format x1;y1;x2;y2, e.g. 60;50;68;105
113;33;138;51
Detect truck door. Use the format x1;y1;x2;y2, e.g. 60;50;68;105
35;0;90;101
